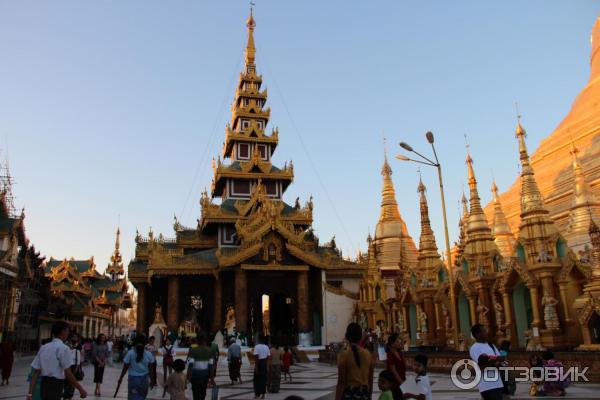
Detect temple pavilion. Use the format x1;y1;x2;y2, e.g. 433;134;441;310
128;11;362;346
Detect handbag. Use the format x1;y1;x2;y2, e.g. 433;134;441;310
73;350;85;381
211;384;219;400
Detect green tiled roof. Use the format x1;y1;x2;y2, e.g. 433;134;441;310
220;199;238;213
129;260;148;273
188;248;218;263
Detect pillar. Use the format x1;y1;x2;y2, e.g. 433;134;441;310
167;276;180;332
529;285;542;328
402;305;408;333
468;296;477;325
212;276;223;332
234;269;248;333
502;291;512;339
297;270;310;332
137;283;148;334
558;282;571;323
580;321;592;346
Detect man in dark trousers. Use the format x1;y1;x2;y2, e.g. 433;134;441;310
28;321;88;400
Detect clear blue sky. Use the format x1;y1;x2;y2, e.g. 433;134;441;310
0;1;598;271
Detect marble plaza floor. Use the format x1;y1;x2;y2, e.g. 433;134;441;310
2;356;600;400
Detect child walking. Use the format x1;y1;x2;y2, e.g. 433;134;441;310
166;359;188;400
377;370;395;400
403;354;432;400
282;346;293;383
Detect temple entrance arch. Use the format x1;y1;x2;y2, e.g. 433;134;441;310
248;270;299;345
512;282;533;348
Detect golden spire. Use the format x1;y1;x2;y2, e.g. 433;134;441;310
417;177;439;256
465;152;493;235
565;141;600;249
514;117;547;218
491;180;516;257
374;145;418;273
107;226;124;277
379;147;401;223
245;7;257;68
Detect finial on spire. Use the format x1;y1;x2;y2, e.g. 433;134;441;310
514;101;526;137
245;3;257;67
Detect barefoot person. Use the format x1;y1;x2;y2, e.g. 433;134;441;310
28;321;87;400
335;323;375;400
227;338;242;384
92;333;109;396
118;335;156;400
469;324;504;400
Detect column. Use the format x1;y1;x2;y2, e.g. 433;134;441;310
235;269;248;333
558;283;571;323
580;321;592;346
468;296;477;325
212;276;223;332
297;270;310;332
402;305;408;333
82;317;87;338
502;291;512;335
167;276;180;332
529;285;542;328
137;283;148;334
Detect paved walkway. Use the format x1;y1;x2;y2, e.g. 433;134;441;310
2;356;600;399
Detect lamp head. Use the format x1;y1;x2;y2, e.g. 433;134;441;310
395;154;410;161
399;142;413;152
426;131;434;144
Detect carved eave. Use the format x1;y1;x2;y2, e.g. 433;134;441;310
231;106;271;127
223;125;279;157
238;71;262;86
210;161;293;198
496;258;539;292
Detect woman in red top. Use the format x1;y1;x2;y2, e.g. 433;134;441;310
385;333;406;400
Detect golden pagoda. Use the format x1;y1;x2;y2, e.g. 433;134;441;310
128;10;362;345
373;151;418;284
355;234;389;331
484;16;600;245
413;177;446;346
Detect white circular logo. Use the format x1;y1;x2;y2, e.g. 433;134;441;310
451;359;481;390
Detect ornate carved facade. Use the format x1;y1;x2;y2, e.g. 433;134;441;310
45;228;131;338
128;11;362;345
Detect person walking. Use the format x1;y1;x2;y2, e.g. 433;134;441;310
209;334;219;387
91;333;109;396
145;336;158;388
385;333;406;400
268;343;283;393
165;359;188;400
106;336;114;366
335;323;374;400
63;334;83;400
118;335;156;400
253;335;270;399
227;338;242;384
469;324;505;400
0;333;15;385
162;337;176;384
28;321;87;400
281;347;293;383
187;333;213;400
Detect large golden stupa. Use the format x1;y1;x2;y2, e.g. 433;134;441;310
484;16;600;252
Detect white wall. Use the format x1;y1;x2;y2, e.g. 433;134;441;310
324;290;356;344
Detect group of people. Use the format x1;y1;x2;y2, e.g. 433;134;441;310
469;323;570;400
335;322;432;400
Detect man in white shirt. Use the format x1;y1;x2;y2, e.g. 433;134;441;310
106;337;114;366
28;321;88;400
469;323;504;400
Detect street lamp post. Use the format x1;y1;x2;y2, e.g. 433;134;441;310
396;131;460;350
